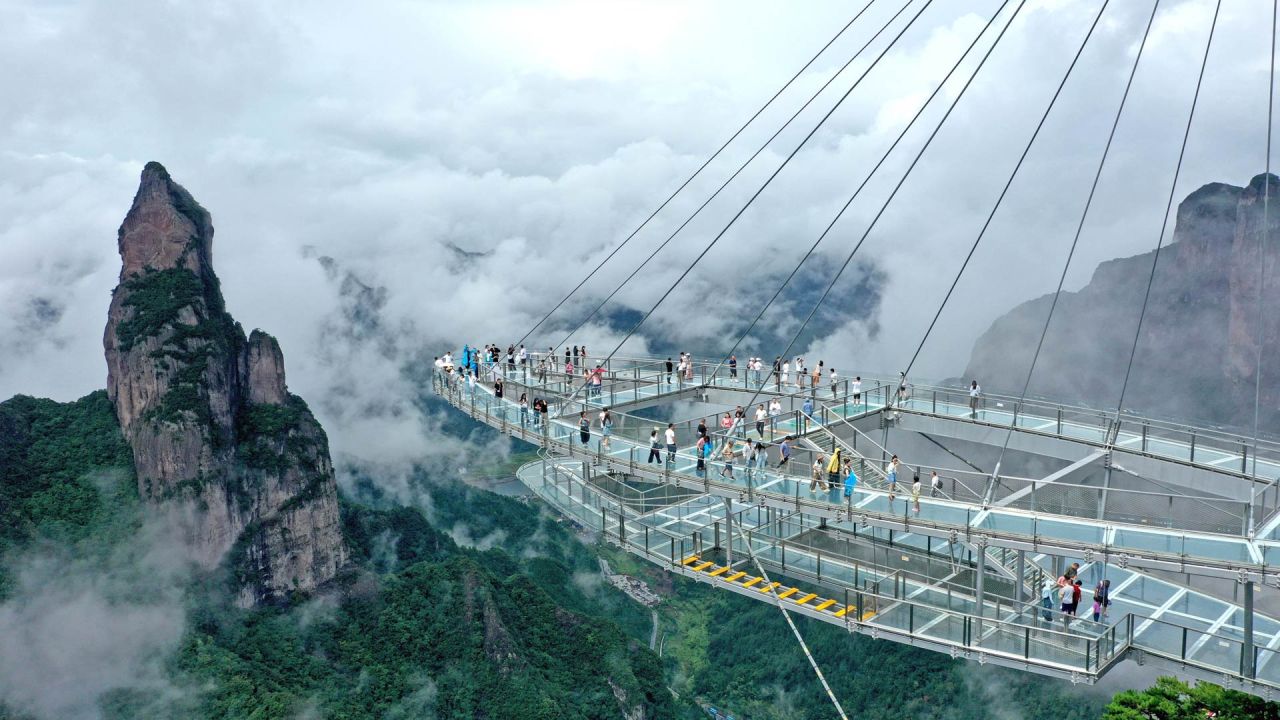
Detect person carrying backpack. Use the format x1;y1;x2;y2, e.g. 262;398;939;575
825;448;842;491
1092;579;1111;622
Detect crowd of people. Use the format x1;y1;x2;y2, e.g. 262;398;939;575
435;343;1132;638
433;344;986;512
1040;562;1112;627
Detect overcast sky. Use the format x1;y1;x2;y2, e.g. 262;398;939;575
1;0;1275;467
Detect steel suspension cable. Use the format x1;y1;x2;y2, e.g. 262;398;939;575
1109;0;1222;442
1248;1;1276;530
727;510;849;720
899;0;1112;387
705;0;1030;411
987;0;1161;489
700;0;1018;392
514;0;881;348
549;0;915;355
559;0;938;408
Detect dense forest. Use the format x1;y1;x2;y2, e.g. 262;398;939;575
0;390;1276;719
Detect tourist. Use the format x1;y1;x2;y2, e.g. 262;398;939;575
773;357;782;391
1072;580;1083;617
666;357;674;384
579;411;590;447
565;357;574;378
930;470;943;498
969;379;981;418
729;354;738;379
695;435;708;476
755;403;767;438
1064;562;1081;583
911;475;922;515
1091;579;1112;622
532;397;543;428
684;354;694;381
825;448;842;492
494;378;504;400
648;428;662;464
852;376;862;406
665;423;677;464
842;458;858;498
733;406;746;436
697;417;708;442
754;441;768;474
599;408;613;450
1041;582;1056;622
720;412;733;436
811;454;825;494
777;436;792;470
518;344;527;366
573;345;579;364
887;455;900;494
519;392;528;425
801;397;814;430
781;360;791;388
812;361;822;390
829;367;838;400
720;439;736;480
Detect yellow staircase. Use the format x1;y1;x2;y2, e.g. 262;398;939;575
681;555;862;619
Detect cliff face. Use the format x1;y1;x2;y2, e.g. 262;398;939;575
104;162;346;606
964;174;1280;430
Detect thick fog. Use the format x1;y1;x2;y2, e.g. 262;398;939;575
2;0;1277;470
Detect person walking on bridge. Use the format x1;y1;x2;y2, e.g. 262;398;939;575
773;357;782;391
1091;579;1112;622
648;428;662;464
969;380;981;418
720;439;736;480
665;357;674;385
729;355;738;379
842;458;858;499
829;367;838;400
599;408;613;451
826;448;842;492
578;411;590;447
665;423;677;465
810;454;825;494
777;436;792;471
755;404;767;438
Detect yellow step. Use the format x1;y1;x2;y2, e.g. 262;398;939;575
682;555;701;566
861;609;877;621
794;593;818;605
709;566;729;577
691;561;714;572
777;587;799;600
725;571;746;582
814;599;837;611
834;605;856;618
742;577;763;588
756;581;781;593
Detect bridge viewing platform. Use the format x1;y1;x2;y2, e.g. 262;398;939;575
436;352;1280;698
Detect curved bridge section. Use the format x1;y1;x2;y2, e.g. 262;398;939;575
437;354;1280;698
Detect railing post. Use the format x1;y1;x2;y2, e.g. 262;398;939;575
1190;432;1197;463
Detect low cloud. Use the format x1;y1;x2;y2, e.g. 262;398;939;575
0;516;194;720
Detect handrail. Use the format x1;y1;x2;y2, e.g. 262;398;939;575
438;372;1272;575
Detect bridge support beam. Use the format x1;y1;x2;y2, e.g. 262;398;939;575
1016;549;1027;604
974;547;986;646
724;497;734;567
1244;580;1256;679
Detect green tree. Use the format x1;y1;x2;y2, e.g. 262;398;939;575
1104;677;1280;720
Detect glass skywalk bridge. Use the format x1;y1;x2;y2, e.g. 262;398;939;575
438;354;1280;696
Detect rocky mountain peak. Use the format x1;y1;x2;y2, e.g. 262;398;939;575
245;330;288;405
104;163;346;606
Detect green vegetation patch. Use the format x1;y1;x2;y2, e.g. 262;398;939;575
115;268;205;352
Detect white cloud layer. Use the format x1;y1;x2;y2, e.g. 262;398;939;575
1;0;1276;469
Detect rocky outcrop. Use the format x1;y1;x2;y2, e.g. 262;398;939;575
104;162;346;606
964;174;1280;430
